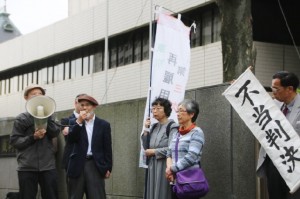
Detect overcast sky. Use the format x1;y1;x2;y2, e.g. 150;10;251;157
1;0;68;34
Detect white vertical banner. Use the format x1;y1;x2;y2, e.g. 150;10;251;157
139;12;191;168
222;68;300;193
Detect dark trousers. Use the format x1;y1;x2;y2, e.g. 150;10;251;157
265;156;289;199
171;186;179;199
67;159;106;199
18;169;58;199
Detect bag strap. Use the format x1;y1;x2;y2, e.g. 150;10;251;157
175;134;180;163
149;121;175;137
166;121;175;137
149;123;158;135
148;121;177;148
146;123;158;150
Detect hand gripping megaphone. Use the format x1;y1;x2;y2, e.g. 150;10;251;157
25;95;56;130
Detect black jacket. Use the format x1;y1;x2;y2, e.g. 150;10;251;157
67;116;112;178
61;113;76;170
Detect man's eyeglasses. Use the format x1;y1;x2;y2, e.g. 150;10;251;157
271;86;284;93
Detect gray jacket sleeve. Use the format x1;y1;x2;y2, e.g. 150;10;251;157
45;116;60;139
10;113;36;150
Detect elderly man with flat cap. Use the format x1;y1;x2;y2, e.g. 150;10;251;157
67;95;112;199
10;85;60;199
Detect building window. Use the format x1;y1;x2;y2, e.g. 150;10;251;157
70;60;76;79
124;39;133;65
63;60;69;80
91;42;104;73
38;68;48;85
11;76;18;93
183;4;220;47
27;72;33;85
5;79;10;94
92;53;100;73
70;57;82;79
213;7;221;42
190;14;201;48
33;71;38;84
93;45;104;73
134;31;142;62
54;62;64;82
83;55;90;76
118;39;125;67
18;75;22;91
202;10;212;45
48;66;54;84
0;80;3;95
142;29;149;60
90;54;95;72
76;58;83;77
109;40;117;69
23;74;28;89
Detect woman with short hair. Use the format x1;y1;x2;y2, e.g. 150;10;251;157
166;99;205;199
142;97;178;199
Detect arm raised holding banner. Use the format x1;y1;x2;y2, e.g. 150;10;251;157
223;69;300;198
257;71;300;199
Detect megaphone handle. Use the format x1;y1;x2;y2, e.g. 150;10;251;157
33;129;46;140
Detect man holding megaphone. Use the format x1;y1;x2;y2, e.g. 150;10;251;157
10;85;60;199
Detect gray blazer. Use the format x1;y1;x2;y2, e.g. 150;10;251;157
256;94;300;177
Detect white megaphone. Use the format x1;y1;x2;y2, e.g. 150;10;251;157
25;95;56;130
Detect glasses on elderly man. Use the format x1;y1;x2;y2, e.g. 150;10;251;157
271;87;283;93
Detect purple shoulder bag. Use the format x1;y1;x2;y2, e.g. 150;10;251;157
173;135;209;198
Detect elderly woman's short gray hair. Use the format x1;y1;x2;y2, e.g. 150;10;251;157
178;99;199;122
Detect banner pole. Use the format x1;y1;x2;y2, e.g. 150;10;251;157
148;1;156;116
144;3;154;199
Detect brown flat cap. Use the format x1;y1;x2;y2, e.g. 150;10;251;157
77;95;99;106
24;85;46;97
